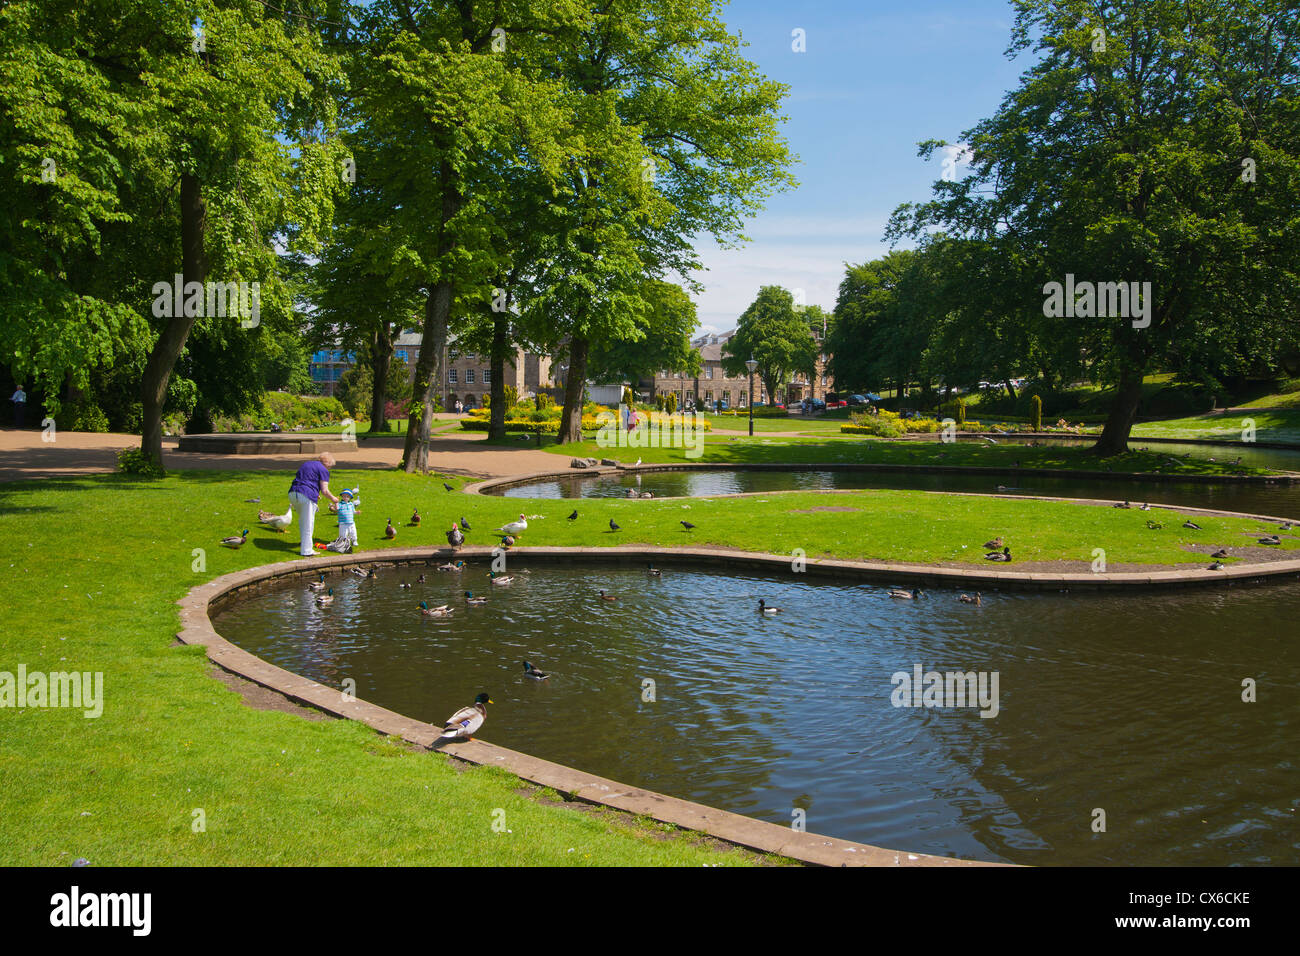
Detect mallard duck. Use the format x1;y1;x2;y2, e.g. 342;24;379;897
959;592;982;605
447;523;465;548
522;661;549;680
1146;520;1163;530
385;518;397;539
758;599;780;614
598;589;617;600
416;573;426;583
627;488;639;499
494;514;528;535
1208;561;1226;570
496;534;515;548
258;505;293;532
350;567;373;578
308;573;327;592
982;536;1003;550
1183;521;1202;530
439;693;491;740
646;564;662;576
316;587;334;607
464;591;487;605
399;581;412;589
888;588;922;599
1113;501;1132;509
1211;548;1230;559
418;600;453;617
437;560;465;572
411;508;421;526
1138;502;1151;511
489;571;515;586
985;547;1012;562
221;529;249;548
1258;535;1281;545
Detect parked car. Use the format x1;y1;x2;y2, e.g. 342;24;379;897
807;398;826;412
847;394;870;406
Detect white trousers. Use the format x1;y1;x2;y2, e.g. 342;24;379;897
326;524;358;552
288;491;318;556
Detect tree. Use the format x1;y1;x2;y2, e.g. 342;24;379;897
531;0;797;443
588;280;701;383
723;286;817;403
890;0;1300;454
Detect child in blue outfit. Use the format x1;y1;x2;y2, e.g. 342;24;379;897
326;487;360;553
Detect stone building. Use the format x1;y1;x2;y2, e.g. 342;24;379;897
651;328;834;410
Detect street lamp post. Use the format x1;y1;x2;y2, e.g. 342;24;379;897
745;357;758;437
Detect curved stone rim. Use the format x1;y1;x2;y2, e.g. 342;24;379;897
465;460;1299;497
178;547;1004;868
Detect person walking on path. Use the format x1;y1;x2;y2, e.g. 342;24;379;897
10;385;26;429
287;453;338;556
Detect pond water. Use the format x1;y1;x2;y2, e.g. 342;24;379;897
213;565;1300;866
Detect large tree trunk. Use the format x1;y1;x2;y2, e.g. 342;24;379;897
403;157;458;471
403;283;450;473
140;170;207;470
558;335;589;444
367;322;393;432
488;306;508;441
1004;378;1018;402
1093;365;1144;455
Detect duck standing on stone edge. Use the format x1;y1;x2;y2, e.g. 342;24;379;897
439;693;492;740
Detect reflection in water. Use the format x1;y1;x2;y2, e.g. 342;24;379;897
214;567;1300;865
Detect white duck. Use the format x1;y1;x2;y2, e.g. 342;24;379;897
494;514;528;536
258;504;293;532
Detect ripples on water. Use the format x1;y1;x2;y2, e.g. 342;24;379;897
215;566;1300;865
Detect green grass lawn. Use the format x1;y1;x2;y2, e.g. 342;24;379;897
703;413;848;435
2;465;1289;866
1131;410;1300;444
544;434;1287;477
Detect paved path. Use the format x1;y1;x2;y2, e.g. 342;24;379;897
0;427;566;483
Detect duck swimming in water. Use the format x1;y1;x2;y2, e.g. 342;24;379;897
464;591;488;606
959;592;982;605
888;588;922;599
758;599;780;614
418;600;453;617
522;661;549;680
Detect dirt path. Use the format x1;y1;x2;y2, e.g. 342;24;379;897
0;427;567;483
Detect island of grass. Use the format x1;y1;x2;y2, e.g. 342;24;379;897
3;467;1295;867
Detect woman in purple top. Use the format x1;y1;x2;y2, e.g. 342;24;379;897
287;453;339;556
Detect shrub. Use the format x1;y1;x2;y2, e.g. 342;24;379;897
116;447;165;478
1031;394;1042;431
64;401;111;433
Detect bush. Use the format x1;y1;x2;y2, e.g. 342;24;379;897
213;393;350;432
116;447;165;478
65;401;111;433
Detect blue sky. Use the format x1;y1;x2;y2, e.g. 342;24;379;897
688;0;1032;334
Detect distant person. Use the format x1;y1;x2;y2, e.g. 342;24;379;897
10;384;26;429
287;453;339;557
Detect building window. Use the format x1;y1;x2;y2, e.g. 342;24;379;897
448;369;458;384
483;368;491;384
396;350;408;362
466;369;475;384
705;366;713;379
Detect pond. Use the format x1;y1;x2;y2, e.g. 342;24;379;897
213;564;1300;865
